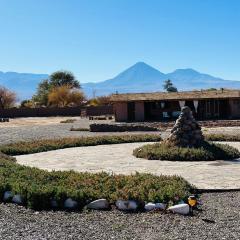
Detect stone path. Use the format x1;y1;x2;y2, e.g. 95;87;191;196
16;142;240;190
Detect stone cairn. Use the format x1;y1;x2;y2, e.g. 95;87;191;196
165;106;204;148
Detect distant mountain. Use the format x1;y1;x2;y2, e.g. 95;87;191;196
0;71;48;100
82;62;240;97
1;62;240;100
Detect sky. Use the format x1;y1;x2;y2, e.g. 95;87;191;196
0;0;239;83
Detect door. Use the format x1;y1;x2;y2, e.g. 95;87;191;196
127;102;135;121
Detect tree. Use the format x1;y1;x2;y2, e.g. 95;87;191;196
20;99;35;108
32;79;50;106
49;71;80;89
0;86;17;109
96;96;111;105
205;88;217;91
163;79;178;92
48;85;85;107
33;71;80;106
88;96;111;106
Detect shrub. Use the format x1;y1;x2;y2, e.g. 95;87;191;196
0;158;193;210
205;134;240;142
133;141;240;161
0;152;16;162
0;135;161;156
60;119;77;123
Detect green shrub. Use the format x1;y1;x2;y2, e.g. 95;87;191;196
0;157;193;210
0;152;16;162
0;135;161;156
60;119;77;123
205;134;240;142
133;141;240;161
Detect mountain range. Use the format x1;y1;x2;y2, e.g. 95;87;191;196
1;62;240;100
82;62;240;97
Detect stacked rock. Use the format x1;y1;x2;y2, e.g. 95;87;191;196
165;106;204;148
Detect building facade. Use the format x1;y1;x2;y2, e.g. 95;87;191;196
110;90;240;122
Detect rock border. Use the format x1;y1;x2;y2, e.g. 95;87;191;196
2;191;192;216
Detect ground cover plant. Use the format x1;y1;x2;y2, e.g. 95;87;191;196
204;133;240;142
0;157;194;210
0;134;161;156
133;141;240;161
60;118;77;123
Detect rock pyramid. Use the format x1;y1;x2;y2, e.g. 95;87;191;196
165;106;204;148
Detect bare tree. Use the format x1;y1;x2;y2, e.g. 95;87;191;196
0;86;17;109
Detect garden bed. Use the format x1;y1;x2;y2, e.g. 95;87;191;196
0;155;193;210
0;134;161;156
133;142;240;161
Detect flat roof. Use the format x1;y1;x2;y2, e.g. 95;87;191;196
110;89;240;102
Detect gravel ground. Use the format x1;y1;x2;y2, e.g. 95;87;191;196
0;122;160;145
1;117;240;145
0;192;239;240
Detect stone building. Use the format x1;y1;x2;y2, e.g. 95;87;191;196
110;89;240;122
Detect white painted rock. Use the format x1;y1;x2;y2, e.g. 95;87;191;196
51;199;58;208
87;199;109;210
116;200;138;211
3;191;13;201
168;203;190;215
144;202;156;211
145;202;166;211
64;198;78;209
12;194;23;205
155;203;166;210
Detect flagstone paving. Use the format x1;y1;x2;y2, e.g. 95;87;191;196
16;142;240;190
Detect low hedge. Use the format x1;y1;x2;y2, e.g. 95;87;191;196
0;158;193;210
0;152;16;162
0;135;161;156
205;134;240;142
60;119;77;123
133;141;240;161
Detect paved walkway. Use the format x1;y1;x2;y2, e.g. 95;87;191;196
16;142;240;190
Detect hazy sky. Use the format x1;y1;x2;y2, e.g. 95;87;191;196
0;0;239;83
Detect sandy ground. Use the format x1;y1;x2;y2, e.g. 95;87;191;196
16;141;240;190
0;117;85;128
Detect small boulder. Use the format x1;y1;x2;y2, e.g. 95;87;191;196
144;202;156;211
64;198;78;209
12;194;23;205
168;203;190;215
155;203;166;210
116;200;138;211
87;199;109;210
3;191;13;201
51;199;58;208
144;202;166;211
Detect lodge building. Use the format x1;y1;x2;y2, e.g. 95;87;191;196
110;89;240;122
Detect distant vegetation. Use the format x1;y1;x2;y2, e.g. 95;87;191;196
18;70;112;108
31;70;85;107
0;86;17;109
163;79;178;92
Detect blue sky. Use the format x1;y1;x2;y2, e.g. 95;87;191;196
0;0;239;83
